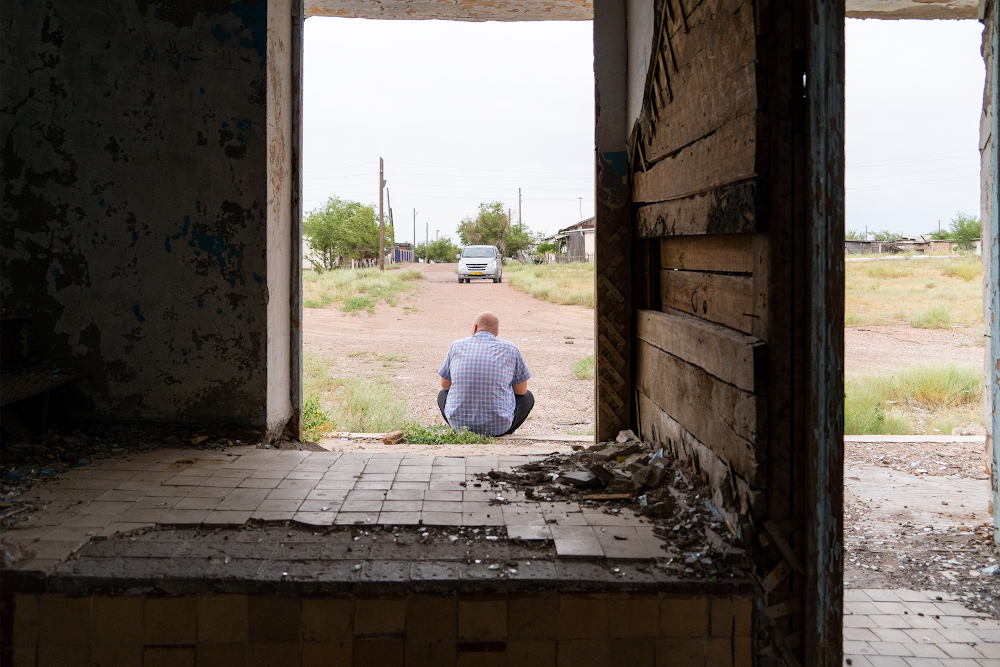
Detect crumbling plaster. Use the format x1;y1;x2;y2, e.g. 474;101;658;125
302;0;976;20
1;0;277;427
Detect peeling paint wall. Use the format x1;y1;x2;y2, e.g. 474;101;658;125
1;0;275;427
267;0;293;438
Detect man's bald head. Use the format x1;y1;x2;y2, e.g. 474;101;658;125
473;311;500;336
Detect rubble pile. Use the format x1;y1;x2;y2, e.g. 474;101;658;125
477;430;749;578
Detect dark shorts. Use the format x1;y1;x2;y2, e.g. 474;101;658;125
437;389;535;437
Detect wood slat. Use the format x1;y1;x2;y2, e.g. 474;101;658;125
636;309;764;393
661;270;755;335
634;112;758;204
646;1;757;162
635;179;759;237
660;234;756;273
636;340;759;480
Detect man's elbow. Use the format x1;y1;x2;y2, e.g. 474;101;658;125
440;377;452;390
512;381;528;396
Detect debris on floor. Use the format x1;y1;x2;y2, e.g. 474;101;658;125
475;429;749;579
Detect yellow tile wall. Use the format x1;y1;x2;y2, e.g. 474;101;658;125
8;591;753;666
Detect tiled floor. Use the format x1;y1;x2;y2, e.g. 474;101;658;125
844;590;1000;666
3;446;660;569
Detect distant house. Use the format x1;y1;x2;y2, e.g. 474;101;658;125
845;235;954;255
538;218;595;263
972;238;982;256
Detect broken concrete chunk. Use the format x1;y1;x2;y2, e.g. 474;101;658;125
382;430;404;445
615;429;638;444
639;500;674;517
593;443;641;461
587;464;615;484
558;471;603;488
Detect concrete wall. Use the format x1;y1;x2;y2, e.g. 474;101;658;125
267;0;294;437
1;0;290;432
981;0;999;536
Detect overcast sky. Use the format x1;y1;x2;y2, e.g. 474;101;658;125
303;17;985;244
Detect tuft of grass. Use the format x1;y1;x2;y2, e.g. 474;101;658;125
402;424;494;444
865;263;913;279
845;257;982;328
909;304;952;329
844;364;983;435
302;393;335;442
938;258;982;282
303;267;424;314
342;295;376;313
302;352;410;434
571;355;595;380
505;262;595;308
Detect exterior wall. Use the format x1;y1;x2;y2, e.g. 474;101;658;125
981;0;999;539
6;591;753;666
267;0;294;438
0;0;293;432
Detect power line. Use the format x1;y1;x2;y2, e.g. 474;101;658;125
846;173;979;190
846;149;977;168
845;165;980;181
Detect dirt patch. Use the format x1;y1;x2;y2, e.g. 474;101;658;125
845;325;984;378
303;262;595;436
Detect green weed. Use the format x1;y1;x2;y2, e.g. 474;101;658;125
302;393;335;442
909;304;953;329
938;258;982;282
571;355;595;380
402;425;494;444
342;295;376;313
303;267;424;314
865;263;912;279
844;364;983;435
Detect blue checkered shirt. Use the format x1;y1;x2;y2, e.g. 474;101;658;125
438;331;532;436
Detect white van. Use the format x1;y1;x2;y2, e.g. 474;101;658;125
456;245;503;283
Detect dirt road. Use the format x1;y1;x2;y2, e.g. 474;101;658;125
845;325;985;377
303;262;595;436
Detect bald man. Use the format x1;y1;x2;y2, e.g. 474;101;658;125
437;311;534;436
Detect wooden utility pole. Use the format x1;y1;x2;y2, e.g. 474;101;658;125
378;157;385;271
425;222;428;263
413;209;417;261
518;188;522;225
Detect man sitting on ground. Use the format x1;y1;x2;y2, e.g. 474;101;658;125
437;311;534;436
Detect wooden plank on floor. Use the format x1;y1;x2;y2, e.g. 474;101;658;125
634;112;758;204
636;309;764;393
635;340;759;481
635;180;759;237
660;235;756;273
661;270;755;335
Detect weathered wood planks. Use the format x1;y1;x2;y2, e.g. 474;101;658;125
646;0;757;163
635;339;760;481
634;112;758;204
635;179;759;237
660;234;756;273
661;270;755;335
636;309;764;393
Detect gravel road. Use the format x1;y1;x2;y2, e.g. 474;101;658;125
303;262;595;436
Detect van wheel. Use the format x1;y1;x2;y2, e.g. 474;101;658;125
458;277;464;283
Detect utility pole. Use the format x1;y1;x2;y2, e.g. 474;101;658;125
577;197;583;222
518;188;522;225
378;157;385;271
387;188;394;264
425;223;429;263
413;208;417;257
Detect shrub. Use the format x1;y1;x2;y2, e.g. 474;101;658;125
939;259;982;282
909;304;952;329
865;263;912;280
302;393;335;442
572;355;595;380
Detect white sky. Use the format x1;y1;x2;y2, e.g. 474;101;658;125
303;17;985;244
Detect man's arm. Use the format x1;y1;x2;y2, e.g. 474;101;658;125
440;377;452;390
512;380;527;395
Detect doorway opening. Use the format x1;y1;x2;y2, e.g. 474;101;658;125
296;17;598;455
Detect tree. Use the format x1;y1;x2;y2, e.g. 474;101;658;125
415;237;462;263
845;229;864;240
536;241;560;254
871;230;901;242
303;197;393;272
947;212;981;250
456;201;535;257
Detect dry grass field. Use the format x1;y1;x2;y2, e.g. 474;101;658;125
845;256;984;330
